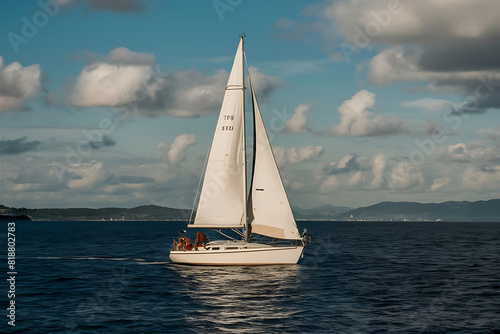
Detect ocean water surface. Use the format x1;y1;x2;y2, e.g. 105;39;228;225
2;221;500;333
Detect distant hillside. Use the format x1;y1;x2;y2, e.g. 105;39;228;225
7;205;191;221
3;199;499;222
293;205;352;220
335;199;500;222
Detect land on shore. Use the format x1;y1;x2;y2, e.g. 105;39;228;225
2;199;499;222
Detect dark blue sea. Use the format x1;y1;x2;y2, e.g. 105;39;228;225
2;221;500;333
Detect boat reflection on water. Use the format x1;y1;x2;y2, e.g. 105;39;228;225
170;264;304;332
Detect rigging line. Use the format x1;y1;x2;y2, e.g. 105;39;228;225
243;51;253;91
188;144;211;224
216;229;238;240
232;228;244;237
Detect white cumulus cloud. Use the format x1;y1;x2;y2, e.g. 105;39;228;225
462;165;500;191
106;47;155;66
0;57;43;111
443;142;500;162
158;134;197;165
329;90;408;137
283;103;311;133
319;175;339;194
69;61;157;108
428;177;451;192
248;66;285;103
320;154;423;192
67;161;115;190
273;145;324;165
387;160;424;191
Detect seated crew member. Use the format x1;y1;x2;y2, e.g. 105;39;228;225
194;232;208;250
184;237;193;250
178;236;193;250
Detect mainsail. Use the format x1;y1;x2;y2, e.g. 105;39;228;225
192;38;247;229
248;82;301;240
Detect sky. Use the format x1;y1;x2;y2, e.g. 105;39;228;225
1;0;499;210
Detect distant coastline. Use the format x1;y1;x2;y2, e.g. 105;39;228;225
0;205;191;222
1;199;499;222
0;213;32;221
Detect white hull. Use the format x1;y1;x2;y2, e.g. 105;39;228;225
170;241;304;266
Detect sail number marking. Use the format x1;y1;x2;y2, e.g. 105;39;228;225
222;114;234;131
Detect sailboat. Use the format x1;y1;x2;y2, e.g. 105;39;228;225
169;35;311;265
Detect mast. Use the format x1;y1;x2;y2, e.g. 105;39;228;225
246;65;256;242
240;34;251;242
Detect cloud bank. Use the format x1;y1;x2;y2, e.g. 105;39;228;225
312;0;500;113
319;154;424;193
443;142;500;163
69;48;283;118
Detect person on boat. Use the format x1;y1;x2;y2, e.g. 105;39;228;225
185;237;193;250
178;236;193;251
178;236;186;250
194;232;208;250
174;230;189;251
